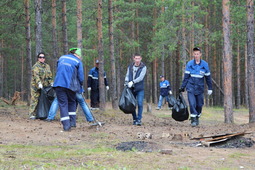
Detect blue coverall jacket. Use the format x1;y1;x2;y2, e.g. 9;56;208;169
53;53;84;92
181;59;212;95
160;80;171;97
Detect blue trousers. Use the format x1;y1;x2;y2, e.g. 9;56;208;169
55;87;77;131
47;97;58;120
76;93;94;122
187;92;204;117
47;94;94;122
157;95;169;108
132;90;144;121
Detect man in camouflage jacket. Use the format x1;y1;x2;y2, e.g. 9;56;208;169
29;52;53;119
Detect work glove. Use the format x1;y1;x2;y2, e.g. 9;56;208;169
88;87;91;92
38;83;43;89
208;90;213;95
127;81;134;88
179;87;184;93
169;91;172;95
51;82;54;86
106;86;109;90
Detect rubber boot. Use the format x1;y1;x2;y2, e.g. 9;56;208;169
190;117;198;127
196;116;200;126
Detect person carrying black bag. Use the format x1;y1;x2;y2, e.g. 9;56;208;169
125;53;147;126
179;47;213;127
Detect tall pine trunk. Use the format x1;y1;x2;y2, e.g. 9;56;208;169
236;35;241;109
62;0;68;54
97;0;106;110
108;0;118;109
51;0;58;71
25;0;32;104
34;0;42;56
222;0;233;123
0;40;3;97
246;0;255;122
77;0;82;51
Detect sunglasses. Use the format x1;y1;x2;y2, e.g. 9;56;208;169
38;56;45;59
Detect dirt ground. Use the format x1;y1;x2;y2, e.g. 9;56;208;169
1;102;255;169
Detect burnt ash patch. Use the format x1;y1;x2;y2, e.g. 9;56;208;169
116;141;160;152
212;137;254;148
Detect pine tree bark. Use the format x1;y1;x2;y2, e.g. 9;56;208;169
52;0;58;71
62;0;68;54
246;0;255;122
97;0;106;110
34;0;42;56
236;35;241;109
77;0;83;51
25;0;32;104
222;0;233;123
108;0;118;109
0;40;3;97
245;44;249;107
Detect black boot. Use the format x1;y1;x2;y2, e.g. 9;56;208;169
190;117;198;127
196;116;200;126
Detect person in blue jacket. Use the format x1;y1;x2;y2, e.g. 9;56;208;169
53;48;84;131
87;60;109;109
156;75;172;110
179;47;213;127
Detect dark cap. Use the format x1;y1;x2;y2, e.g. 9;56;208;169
193;47;201;52
160;75;164;78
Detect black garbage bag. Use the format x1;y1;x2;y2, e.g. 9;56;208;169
119;86;137;114
36;86;55;120
172;92;189;121
168;94;177;108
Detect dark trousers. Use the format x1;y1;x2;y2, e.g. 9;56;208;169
55;87;77;130
187;92;204;117
91;90;99;108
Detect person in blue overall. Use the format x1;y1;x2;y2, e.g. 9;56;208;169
53;48;84;131
156;75;172;110
87;60;109;109
179;47;212;127
125;53;147;126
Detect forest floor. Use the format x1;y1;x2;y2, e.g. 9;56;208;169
0;101;255;169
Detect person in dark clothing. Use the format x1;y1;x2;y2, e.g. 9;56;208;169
53;48;84;131
87;60;109;109
156;75;172;110
125;54;147;126
179;47;212;127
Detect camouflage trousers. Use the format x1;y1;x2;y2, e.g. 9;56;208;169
29;88;40;116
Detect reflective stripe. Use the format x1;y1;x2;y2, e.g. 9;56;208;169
185;71;190;74
88;74;99;79
69;112;76;115
190;114;197;118
61;116;70;121
160;86;168;89
62;63;71;67
190;74;203;78
60;56;79;63
205;72;211;76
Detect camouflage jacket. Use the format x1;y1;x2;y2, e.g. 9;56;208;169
31;61;53;89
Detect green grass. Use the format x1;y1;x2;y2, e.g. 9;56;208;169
228;152;250;158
